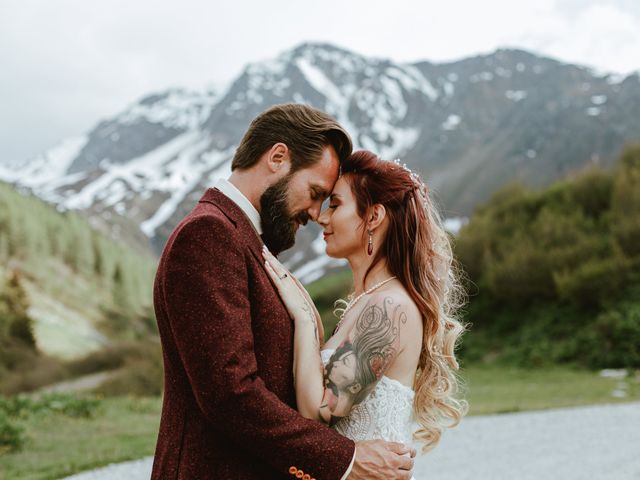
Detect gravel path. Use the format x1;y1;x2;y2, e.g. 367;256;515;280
64;401;640;480
38;371;118;394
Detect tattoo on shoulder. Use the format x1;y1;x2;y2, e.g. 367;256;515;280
321;296;407;422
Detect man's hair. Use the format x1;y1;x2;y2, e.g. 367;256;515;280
231;103;353;172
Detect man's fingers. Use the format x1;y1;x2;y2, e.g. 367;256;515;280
388;442;410;455
397;454;414;471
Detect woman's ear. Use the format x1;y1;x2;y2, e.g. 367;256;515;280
266;142;291;174
367;204;387;230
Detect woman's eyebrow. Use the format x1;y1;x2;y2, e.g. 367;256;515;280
329;193;342;201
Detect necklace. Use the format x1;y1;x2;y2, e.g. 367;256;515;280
335;276;397;333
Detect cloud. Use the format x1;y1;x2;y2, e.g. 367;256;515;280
1;0;639;164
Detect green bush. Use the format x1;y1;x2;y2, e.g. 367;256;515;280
553;255;630;308
0;410;23;453
0;394;101;419
455;145;640;368
576;304;640;368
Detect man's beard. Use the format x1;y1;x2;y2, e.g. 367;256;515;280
260;175;310;255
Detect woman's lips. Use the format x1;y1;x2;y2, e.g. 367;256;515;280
323;232;333;240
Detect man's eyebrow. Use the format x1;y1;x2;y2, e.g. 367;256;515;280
311;185;330;198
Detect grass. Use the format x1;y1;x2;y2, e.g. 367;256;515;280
0;396;161;480
1;366;638;479
460;364;640;415
307;269;353;340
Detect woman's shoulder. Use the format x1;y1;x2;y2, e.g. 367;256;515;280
366;287;419;313
356;288;423;333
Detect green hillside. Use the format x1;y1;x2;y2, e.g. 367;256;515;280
0;181;158;393
454;144;640;368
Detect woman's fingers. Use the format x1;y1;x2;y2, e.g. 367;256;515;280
263;258;281;284
262;246;289;278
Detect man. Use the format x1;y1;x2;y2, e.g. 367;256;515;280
152;103;416;479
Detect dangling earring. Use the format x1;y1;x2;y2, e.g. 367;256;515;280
367;230;373;256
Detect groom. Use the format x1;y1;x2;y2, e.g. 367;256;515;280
151;104;416;479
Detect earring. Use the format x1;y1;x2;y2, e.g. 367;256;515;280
367;230;373;256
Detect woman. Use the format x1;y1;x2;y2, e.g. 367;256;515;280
263;150;468;454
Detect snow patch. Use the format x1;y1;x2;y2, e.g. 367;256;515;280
442;115;461;131
0;135;88;186
470;72;494;83
118;89;220;130
505;90;528;102
443;217;468;235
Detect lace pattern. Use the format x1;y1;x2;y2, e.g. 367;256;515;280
320;348;416;444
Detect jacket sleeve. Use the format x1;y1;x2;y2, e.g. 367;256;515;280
160;214;355;480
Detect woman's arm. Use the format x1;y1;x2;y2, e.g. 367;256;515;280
263;250;408;425
263;249;326;420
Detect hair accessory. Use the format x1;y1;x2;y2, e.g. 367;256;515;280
392;158;428;199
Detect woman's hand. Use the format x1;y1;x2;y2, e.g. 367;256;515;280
262;246;324;345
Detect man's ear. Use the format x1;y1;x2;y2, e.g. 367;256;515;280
367;204;387;231
266;143;292;174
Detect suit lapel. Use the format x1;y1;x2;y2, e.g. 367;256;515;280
199;188;277;284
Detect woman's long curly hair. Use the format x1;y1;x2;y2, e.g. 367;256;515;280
338;150;469;453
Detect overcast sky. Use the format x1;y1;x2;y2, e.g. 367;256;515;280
1;0;639;164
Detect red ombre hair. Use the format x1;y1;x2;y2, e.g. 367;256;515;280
341;150;468;452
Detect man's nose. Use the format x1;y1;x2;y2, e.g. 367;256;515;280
308;201;323;222
317;207;329;226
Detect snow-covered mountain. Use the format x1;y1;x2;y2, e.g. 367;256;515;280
2;43;639;283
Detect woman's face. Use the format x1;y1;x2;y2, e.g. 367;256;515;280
317;175;365;259
328;350;357;390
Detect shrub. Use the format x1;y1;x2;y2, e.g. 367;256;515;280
577;304;640;368
0;410;24;453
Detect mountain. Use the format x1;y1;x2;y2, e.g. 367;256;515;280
1;43;639;283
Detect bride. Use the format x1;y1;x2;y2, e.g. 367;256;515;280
263;150;468;459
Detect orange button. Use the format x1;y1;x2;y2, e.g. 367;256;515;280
296;471;304;478
303;475;311;480
289;466;297;475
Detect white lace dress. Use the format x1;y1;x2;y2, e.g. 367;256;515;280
320;348;417;444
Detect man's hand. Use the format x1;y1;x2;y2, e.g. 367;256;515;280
348;440;417;480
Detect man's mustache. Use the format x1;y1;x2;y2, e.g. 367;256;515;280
295;212;310;226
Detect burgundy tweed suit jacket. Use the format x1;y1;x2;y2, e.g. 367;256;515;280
151;188;355;480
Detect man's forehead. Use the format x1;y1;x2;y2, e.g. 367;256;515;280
302;148;340;187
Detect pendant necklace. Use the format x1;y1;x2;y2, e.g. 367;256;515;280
334;276;396;333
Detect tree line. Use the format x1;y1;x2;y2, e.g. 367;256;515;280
455;145;640;368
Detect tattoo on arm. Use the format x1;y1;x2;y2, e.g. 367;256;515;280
320;296;407;424
301;300;319;347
